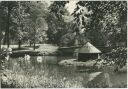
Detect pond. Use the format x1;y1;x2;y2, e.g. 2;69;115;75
1;56;127;88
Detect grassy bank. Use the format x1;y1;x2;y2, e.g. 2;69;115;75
1;56;127;88
1;68;83;88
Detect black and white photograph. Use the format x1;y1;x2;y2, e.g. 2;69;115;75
0;0;127;88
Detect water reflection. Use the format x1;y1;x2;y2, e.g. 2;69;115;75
7;56;127;88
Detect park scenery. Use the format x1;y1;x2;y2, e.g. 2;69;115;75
0;0;127;88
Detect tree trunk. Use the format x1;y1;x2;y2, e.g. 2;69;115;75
74;23;80;47
0;24;2;53
0;22;2;68
18;40;21;49
6;2;11;48
33;42;35;50
3;32;6;45
30;41;32;47
33;27;36;50
75;32;79;47
0;40;1;53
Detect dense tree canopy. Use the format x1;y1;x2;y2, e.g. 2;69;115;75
0;1;49;49
46;1;70;45
71;1;127;48
0;1;127;49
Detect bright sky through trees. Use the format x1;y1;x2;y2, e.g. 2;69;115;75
65;0;78;14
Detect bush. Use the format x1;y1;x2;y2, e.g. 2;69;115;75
107;47;126;67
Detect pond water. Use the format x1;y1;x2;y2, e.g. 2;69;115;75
4;56;127;88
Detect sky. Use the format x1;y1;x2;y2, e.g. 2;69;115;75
45;0;78;14
44;0;78;22
65;0;79;14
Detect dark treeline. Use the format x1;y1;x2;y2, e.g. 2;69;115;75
0;1;127;48
47;1;127;48
0;1;49;50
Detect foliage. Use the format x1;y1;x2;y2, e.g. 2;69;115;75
46;1;70;45
105;47;127;68
60;32;76;46
72;1;127;47
1;55;127;88
0;1;126;48
1;69;83;88
49;1;69;20
0;1;18;47
0;1;49;48
70;1;127;68
24;1;48;49
1;57;83;88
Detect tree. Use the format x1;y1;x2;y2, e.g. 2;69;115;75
72;2;92;46
11;2;29;49
0;18;2;52
35;17;48;44
0;2;4;52
26;1;48;50
46;1;70;45
0;1;18;47
71;1;127;48
0;1;49;49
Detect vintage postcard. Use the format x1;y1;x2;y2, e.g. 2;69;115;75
0;0;127;88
